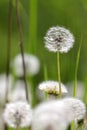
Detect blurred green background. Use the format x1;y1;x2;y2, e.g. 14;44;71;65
0;0;87;84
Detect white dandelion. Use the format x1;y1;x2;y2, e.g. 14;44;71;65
4;101;32;128
8;80;31;102
13;53;40;77
62;98;86;121
0;74;13;106
44;26;74;53
32;100;72;130
38;80;68;95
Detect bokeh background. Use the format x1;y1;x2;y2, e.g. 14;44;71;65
0;0;87;85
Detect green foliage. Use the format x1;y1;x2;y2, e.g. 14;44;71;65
0;0;87;83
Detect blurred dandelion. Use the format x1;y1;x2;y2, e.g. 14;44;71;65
4;101;32;128
9;80;31;102
32;100;72;130
38;80;68;96
63;98;86;121
13;53;40;77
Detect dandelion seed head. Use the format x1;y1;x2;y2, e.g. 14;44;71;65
38;81;68;95
13;53;40;77
4;101;32;128
32;100;73;130
63;98;86;121
44;26;74;53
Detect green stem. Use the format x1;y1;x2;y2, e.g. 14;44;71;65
71;121;75;130
5;0;12;104
16;0;28;101
29;0;38;53
28;0;38;107
43;64;49;99
5;0;13;130
57;52;61;96
44;64;48;81
73;36;82;97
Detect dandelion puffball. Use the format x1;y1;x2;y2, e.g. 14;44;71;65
44;26;74;53
4;101;32;128
63;98;86;121
38;80;68;95
13;53;40;77
32;100;72;130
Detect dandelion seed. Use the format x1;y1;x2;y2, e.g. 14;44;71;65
32;100;72;130
38;80;68;95
4;101;32;128
44;26;74;53
63;98;86;121
13;53;40;77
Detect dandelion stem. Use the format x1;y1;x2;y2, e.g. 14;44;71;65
29;0;38;53
44;64;48;81
73;36;82;97
5;0;13;130
71;121;75;130
5;0;12;104
16;0;28;101
15;126;19;130
29;0;38;108
43;64;49;99
57;52;61;96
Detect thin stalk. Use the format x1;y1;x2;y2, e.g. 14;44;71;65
44;64;48;81
5;0;13;130
83;79;87;102
4;123;8;130
43;64;49;99
30;77;36;107
29;0;38;53
73;36;82;97
15;126;19;130
16;0;28;101
57;52;61;96
28;0;38;108
71;121;75;130
5;0;12;104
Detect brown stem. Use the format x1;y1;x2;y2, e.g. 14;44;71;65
5;0;13;130
15;126;19;130
15;0;28;101
4;123;8;130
